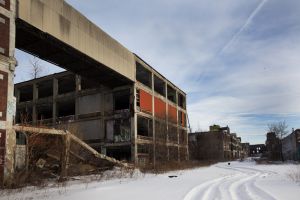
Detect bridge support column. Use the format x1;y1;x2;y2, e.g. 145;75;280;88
0;0;17;187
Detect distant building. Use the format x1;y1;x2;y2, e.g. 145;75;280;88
249;144;267;157
282;129;300;161
265;132;281;161
189;125;244;161
241;143;250;158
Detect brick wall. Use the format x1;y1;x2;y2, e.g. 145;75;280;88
0;70;8;121
0;14;9;57
0;0;10;10
0;129;6;184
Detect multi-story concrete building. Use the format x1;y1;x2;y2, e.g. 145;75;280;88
1;0;189;184
188;125;244;161
14;56;188;166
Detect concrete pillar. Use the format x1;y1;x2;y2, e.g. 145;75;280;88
0;0;17;187
52;78;58;124
75;75;80;120
151;72;155;167
131;84;137;165
32;83;37;124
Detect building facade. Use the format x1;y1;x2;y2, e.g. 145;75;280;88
14;56;188;167
189;125;245;161
265;132;281;161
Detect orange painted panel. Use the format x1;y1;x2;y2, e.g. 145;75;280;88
168;104;177;123
140;89;152;113
182;112;186;127
154;97;166;119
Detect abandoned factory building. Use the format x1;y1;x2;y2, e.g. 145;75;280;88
14;56;188;166
189;125;248;161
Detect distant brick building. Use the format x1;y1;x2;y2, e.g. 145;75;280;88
265;132;281;161
189;125;244;161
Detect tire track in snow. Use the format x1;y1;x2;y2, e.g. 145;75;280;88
183;163;278;200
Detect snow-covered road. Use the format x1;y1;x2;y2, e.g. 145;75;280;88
184;164;278;200
1;160;299;200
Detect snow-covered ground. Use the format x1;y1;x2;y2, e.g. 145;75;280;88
1;159;299;200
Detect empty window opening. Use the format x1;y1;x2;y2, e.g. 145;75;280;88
16;132;27;145
138;144;153;155
154;75;165;96
137;116;153;137
136;62;152;88
58;74;76;94
19;85;33;102
178;110;186;127
106;119;131;142
114;89;130;110
155;120;167;142
106;146;131;161
167;85;176;103
179;129;187;145
136;89;140;109
38;80;53;99
81;76;100;90
16;106;32;124
37;104;53;120
168;124;178;143
57;99;75;118
178;93;186;108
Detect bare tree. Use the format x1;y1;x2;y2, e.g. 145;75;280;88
28;56;43;79
267;121;289;161
268;121;289;139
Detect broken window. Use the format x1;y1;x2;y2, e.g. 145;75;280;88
19;85;33;102
38;80;53;99
58;74;76;94
136;62;152;88
178;93;186;109
167;85;176;103
57;99;75;118
154;75;165;96
137;116;153;137
114;89;130;110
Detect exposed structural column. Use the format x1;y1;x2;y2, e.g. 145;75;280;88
0;0;17;186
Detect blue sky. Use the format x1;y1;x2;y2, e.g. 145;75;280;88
14;0;300;144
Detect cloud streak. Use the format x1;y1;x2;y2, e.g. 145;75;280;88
219;0;269;54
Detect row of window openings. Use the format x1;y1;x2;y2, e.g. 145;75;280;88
17;76;101;102
136;62;186;108
137;116;187;138
16;90;131;123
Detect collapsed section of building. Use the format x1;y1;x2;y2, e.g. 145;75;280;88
188;125;247;161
